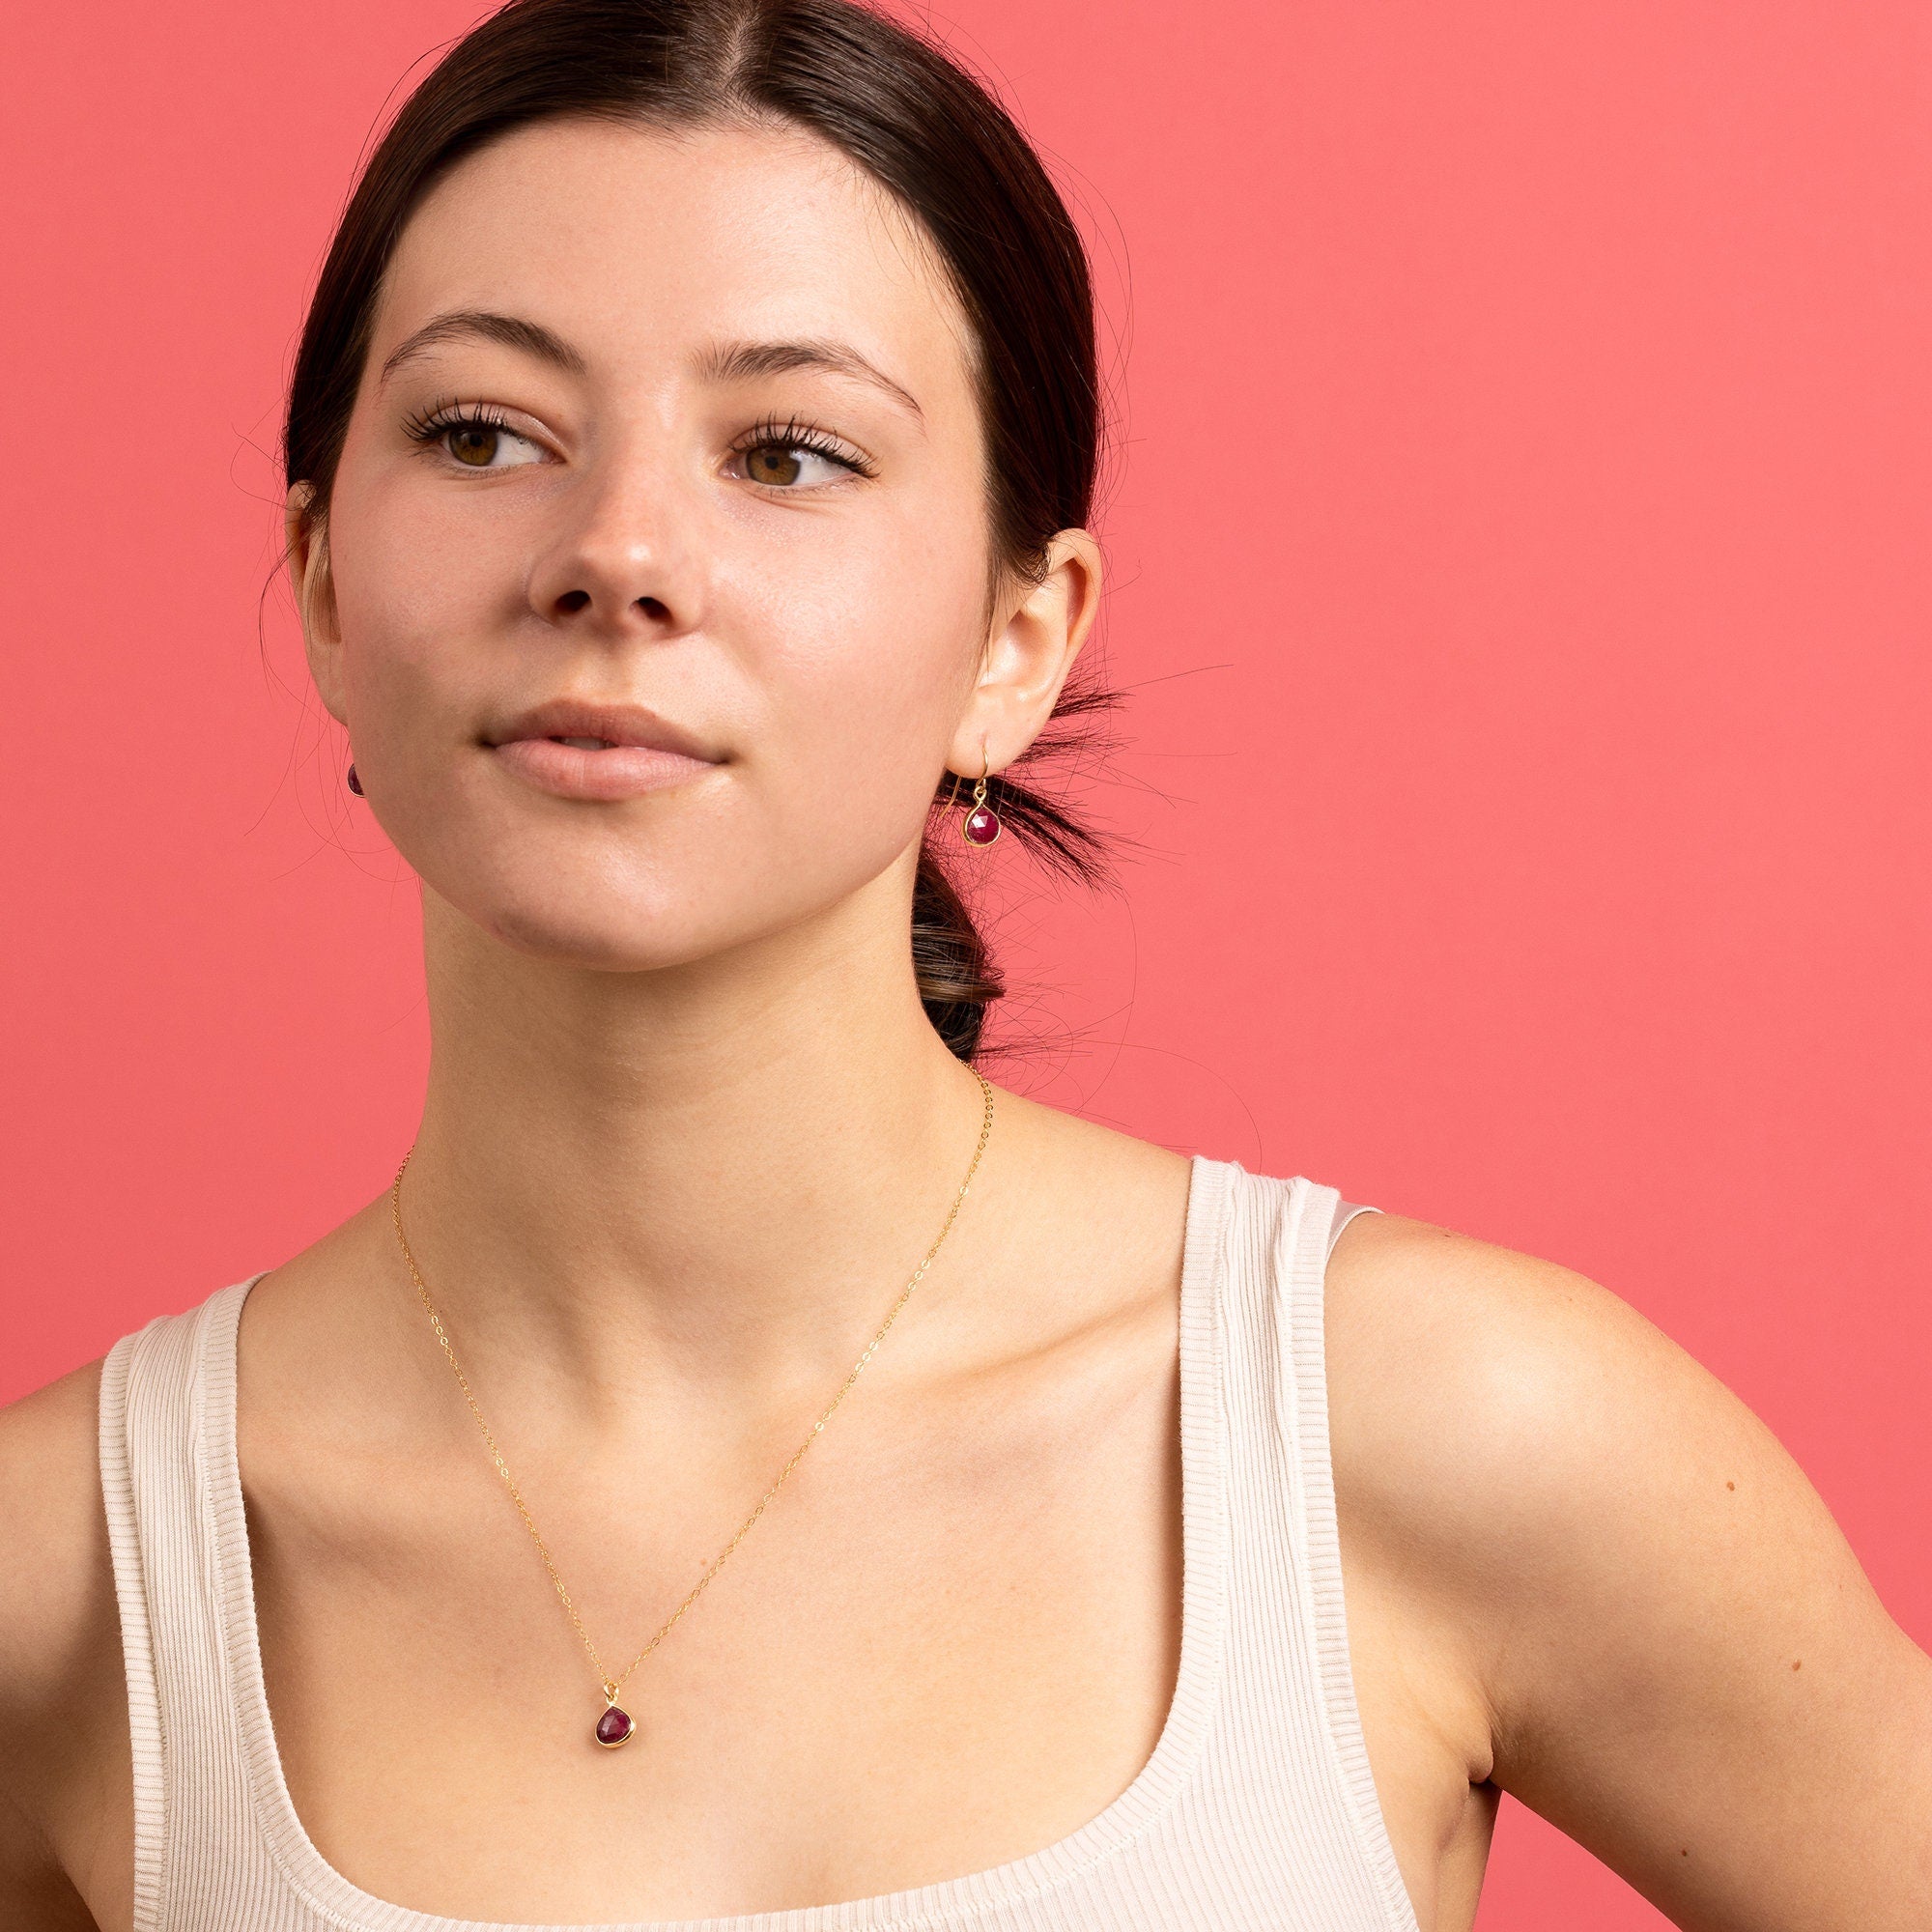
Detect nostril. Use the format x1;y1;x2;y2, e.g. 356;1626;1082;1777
555;589;591;614
635;596;670;621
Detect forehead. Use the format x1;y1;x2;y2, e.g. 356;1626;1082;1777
371;116;977;406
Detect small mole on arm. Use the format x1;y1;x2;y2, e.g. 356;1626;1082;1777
1725;1480;1735;1491
1792;1659;1802;1670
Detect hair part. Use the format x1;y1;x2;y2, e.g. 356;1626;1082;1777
284;0;1122;1062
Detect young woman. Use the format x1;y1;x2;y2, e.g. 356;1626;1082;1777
2;1;1927;1927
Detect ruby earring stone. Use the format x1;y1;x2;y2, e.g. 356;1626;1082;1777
594;1703;635;1748
962;805;1001;845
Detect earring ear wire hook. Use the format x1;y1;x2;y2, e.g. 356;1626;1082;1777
943;743;991;808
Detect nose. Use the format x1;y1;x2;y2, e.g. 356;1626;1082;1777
525;440;703;639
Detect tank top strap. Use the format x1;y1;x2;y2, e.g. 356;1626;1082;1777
1208;1168;1417;1932
99;1274;277;1932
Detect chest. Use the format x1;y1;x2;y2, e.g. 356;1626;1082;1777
64;1176;1496;1932
243;1356;1187;1923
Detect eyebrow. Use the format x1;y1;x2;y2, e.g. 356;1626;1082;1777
377;311;925;428
378;310;588;387
698;338;925;426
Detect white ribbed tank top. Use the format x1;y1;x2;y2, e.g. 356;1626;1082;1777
98;1156;1418;1932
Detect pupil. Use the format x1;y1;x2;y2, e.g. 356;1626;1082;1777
449;425;497;466
748;444;802;487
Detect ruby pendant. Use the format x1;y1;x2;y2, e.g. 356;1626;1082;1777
962;805;1001;845
594;1702;635;1748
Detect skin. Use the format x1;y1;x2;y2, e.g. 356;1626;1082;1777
2;114;1929;1932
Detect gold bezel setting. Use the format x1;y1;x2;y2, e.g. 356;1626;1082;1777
594;1702;635;1747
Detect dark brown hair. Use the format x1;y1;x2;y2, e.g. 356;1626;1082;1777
284;0;1119;1062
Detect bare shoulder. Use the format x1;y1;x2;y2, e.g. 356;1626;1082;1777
1318;1206;1902;1647
1319;1210;1721;1564
0;1357;128;1920
1322;1209;1932;1929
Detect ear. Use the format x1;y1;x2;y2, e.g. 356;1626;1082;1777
948;528;1104;780
285;481;350;728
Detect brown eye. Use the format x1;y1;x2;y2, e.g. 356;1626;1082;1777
745;442;804;487
419;416;545;470
448;424;500;467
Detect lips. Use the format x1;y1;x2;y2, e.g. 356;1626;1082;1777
485;696;718;760
484;696;723;802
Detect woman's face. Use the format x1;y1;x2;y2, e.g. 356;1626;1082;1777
295;116;1091;970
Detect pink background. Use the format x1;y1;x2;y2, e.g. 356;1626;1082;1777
4;3;1927;1924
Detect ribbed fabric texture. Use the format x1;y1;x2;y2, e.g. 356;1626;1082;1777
98;1157;1417;1932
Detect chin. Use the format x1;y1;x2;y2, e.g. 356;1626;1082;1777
416;818;908;977
408;852;693;968
467;888;715;973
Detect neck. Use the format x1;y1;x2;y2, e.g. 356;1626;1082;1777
387;875;1001;1406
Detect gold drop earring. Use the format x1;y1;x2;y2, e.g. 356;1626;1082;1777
960;750;1002;846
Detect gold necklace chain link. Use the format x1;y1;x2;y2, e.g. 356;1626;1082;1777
388;1067;995;1705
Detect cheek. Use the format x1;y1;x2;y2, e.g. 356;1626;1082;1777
322;466;547;872
727;499;987;845
325;455;516;724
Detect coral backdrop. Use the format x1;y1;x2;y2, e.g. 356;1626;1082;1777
4;4;1926;1926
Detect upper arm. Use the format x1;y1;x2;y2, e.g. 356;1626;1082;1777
0;1361;126;1929
1325;1213;1932;1932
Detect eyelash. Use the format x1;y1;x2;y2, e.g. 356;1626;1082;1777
731;415;877;482
400;398;876;483
401;396;515;446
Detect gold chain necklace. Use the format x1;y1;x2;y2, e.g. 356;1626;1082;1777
388;1068;994;1751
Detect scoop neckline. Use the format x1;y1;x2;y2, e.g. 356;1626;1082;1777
201;1151;1238;1932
